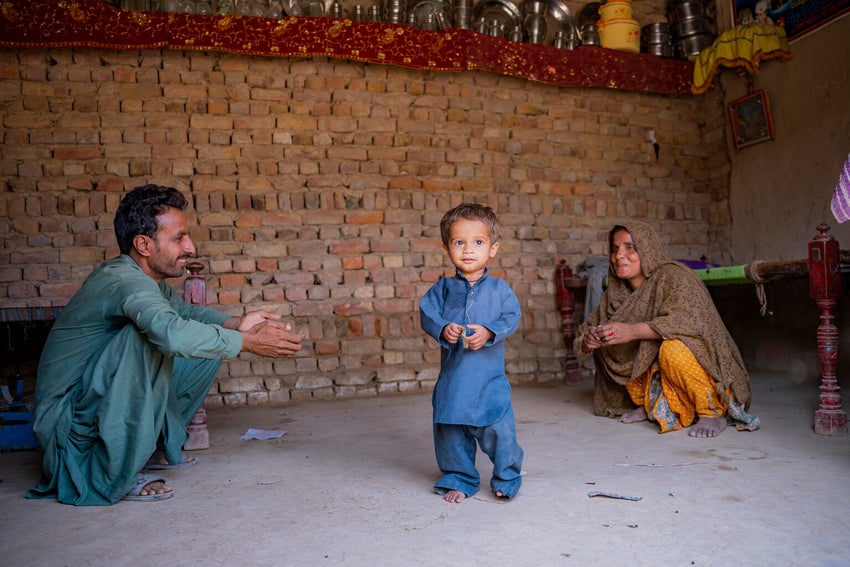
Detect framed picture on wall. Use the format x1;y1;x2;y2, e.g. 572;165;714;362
728;89;774;150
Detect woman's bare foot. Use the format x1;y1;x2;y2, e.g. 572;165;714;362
139;479;172;497
443;490;465;503
689;416;727;438
620;407;647;424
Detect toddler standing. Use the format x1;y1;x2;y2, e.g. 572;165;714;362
419;203;524;503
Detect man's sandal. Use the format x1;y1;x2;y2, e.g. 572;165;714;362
122;473;173;502
142;450;198;471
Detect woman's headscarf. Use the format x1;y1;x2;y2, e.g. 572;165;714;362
576;220;752;416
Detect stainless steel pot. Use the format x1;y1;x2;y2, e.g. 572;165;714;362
644;43;676;57
641;23;673;57
674;16;714;38
579;23;600;46
666;0;707;23
640;22;671;40
675;32;714;58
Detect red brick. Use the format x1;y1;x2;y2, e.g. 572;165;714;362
371;240;410;253
231;258;255;273
256;259;278;272
422;178;462;191
291;302;334;317
334;302;373;316
285;287;308;302
573;182;594;195
54;146;103;160
261;212;303;227
219;274;247;287
10;250;60;264
236;212;262;227
345;211;383;224
218;290;240;304
263;288;285;302
38;282;82;298
388;176;422;190
341;256;363;270
59;248;104;264
330;239;369;255
314;340;340;355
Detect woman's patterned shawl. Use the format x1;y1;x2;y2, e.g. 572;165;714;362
575;220;752;416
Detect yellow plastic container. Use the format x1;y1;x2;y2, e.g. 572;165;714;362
597;17;641;53
598;0;633;21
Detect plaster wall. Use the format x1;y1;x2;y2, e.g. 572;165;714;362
713;16;850;384
723;15;850;263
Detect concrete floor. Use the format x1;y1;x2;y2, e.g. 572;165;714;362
2;370;849;566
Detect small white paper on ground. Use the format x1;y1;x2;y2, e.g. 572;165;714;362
240;428;288;441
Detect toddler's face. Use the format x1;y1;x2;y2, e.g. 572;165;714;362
444;218;499;281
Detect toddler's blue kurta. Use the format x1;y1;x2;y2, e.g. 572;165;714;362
420;269;523;498
420;270;521;426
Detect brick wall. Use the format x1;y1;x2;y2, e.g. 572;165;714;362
0;47;731;407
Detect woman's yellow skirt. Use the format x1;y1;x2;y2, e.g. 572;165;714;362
625;339;726;433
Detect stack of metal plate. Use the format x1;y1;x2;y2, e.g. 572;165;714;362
666;0;716;59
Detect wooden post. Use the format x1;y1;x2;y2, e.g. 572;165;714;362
557;260;584;384
808;224;847;436
183;261;210;450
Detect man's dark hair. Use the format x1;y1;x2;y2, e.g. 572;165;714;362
439;203;500;246
114;185;188;254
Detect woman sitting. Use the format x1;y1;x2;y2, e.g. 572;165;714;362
575;220;760;437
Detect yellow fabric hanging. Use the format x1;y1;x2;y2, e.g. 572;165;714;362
691;24;793;94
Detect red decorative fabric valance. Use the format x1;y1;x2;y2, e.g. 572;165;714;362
0;0;695;96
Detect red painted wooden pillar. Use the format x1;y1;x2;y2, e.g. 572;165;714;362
808;224;847;436
557;260;584;384
183;261;210;450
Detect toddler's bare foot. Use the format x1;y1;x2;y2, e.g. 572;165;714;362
495;491;509;499
620;407;647;424
443;490;465;503
689;416;727;438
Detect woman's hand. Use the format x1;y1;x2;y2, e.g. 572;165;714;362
581;325;605;353
594;322;660;346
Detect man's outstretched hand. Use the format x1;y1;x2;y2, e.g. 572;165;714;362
239;313;304;358
238;309;282;332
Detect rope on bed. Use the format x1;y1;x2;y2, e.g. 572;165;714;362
693;261;771;316
745;260;770;316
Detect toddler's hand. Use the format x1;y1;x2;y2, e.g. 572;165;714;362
463;324;493;351
442;322;465;344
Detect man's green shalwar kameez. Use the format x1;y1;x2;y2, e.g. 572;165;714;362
27;255;242;505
